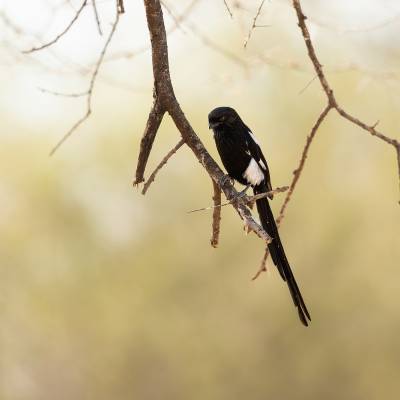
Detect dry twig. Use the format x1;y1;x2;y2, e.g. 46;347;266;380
188;186;289;214
142;138;185;194
211;180;222;248
91;0;103;35
23;0;88;53
49;3;120;156
254;0;400;279
244;0;268;48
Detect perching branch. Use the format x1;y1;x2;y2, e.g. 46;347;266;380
136;0;272;245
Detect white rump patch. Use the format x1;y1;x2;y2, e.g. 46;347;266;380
249;130;260;146
243;158;264;186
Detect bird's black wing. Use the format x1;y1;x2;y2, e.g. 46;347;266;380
243;127;273;194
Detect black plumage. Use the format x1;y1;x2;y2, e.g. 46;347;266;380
208;106;311;326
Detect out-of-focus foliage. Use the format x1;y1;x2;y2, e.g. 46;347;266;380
0;1;399;399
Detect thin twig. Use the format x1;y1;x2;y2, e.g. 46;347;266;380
38;87;89;98
276;105;331;225
253;105;331;280
252;250;269;280
188;186;289;213
244;0;267;48
298;74;318;95
49;4;120;156
102;0;200;64
23;0;88;53
91;0;103;35
142;138;185;194
223;0;233;18
210;180;222;248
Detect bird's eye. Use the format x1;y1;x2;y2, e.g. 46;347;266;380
220;115;226;121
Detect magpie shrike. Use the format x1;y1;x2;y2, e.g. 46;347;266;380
208;106;311;326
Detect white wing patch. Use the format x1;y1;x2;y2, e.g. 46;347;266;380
259;160;266;170
248;130;260;146
243;158;264;186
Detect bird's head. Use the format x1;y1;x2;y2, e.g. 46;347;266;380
208;107;240;130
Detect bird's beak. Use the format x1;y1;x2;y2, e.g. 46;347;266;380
209;121;220;129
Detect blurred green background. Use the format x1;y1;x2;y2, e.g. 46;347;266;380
1;0;399;399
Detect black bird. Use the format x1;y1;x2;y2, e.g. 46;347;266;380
208;106;311;326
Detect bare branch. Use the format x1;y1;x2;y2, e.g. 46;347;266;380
38;87;88;98
50;5;120;156
244;0;267;48
23;0;88;53
291;0;400;200
210;180;222;248
253;0;400;280
139;0;271;244
142;138;185;194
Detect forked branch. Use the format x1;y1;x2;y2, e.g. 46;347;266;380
254;0;400;279
136;0;272;245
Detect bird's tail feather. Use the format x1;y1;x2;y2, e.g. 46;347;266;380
254;185;311;326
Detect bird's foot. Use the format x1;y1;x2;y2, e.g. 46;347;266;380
237;184;251;198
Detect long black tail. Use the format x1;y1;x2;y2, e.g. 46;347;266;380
254;184;311;326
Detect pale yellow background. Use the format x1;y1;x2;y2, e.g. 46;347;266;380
1;0;399;399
